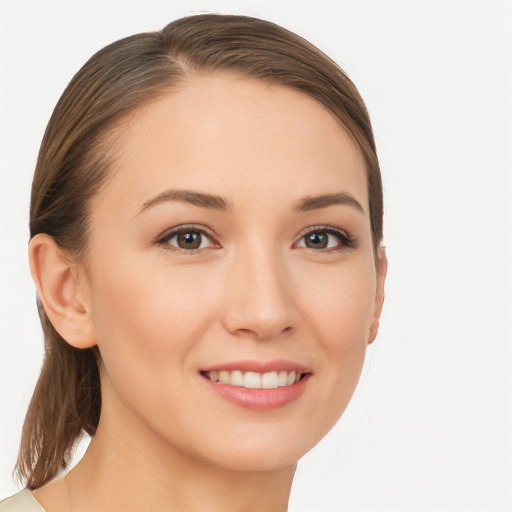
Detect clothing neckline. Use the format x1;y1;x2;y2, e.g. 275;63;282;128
0;488;47;512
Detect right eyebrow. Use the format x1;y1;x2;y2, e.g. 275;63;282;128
294;192;365;214
138;189;231;215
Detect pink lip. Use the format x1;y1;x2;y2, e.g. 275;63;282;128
201;359;311;374
200;360;312;410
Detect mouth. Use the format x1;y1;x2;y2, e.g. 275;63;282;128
201;369;305;389
199;362;312;410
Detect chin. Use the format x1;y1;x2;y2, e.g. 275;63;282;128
205;444;302;473
186;421;330;474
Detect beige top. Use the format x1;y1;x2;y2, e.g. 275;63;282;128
0;490;46;512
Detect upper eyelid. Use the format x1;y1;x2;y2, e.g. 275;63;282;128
295;225;352;240
155;225;220;254
156;224;218;242
155;223;354;248
293;225;356;251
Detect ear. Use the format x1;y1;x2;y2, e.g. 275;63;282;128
28;233;96;349
368;246;388;344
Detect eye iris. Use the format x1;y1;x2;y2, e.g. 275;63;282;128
305;232;328;249
177;231;202;249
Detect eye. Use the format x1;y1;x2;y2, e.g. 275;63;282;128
157;226;218;252
295;227;354;251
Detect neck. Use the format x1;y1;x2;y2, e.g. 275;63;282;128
64;387;296;512
68;435;295;512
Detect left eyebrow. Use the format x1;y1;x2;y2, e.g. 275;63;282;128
138;189;230;215
294;193;365;214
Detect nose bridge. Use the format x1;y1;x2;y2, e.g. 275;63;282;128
222;238;300;339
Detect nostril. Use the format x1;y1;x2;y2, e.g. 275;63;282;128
255;325;294;341
220;285;301;340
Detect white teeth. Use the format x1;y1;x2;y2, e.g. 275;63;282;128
262;371;278;389
206;369;303;389
230;370;244;387
277;370;288;386
244;371;262;389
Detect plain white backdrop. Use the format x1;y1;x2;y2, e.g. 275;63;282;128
1;0;511;510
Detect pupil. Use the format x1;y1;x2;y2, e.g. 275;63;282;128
178;231;201;249
306;232;327;249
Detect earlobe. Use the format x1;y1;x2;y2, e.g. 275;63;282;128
28;234;96;349
368;246;388;344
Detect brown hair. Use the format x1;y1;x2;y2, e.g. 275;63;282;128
17;13;383;489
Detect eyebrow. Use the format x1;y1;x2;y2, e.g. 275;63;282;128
139;189;230;214
138;189;364;215
294;193;365;214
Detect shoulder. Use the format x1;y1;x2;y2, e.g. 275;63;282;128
0;490;47;512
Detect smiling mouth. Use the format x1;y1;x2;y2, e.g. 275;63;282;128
201;370;306;390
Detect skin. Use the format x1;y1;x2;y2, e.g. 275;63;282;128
30;74;386;512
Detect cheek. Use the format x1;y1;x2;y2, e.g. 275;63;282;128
85;255;226;448
300;261;376;423
301;258;376;347
87;255;220;383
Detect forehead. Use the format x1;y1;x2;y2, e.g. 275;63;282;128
101;74;368;215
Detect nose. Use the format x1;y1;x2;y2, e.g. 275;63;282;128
221;245;301;340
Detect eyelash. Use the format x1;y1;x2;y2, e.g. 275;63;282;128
294;226;356;252
156;225;219;253
156;225;355;253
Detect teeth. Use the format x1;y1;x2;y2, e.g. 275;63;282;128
230;370;244;387
244;372;261;389
206;370;303;389
261;371;278;389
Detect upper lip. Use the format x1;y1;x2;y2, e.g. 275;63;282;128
200;359;312;374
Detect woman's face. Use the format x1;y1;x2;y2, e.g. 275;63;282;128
79;74;386;472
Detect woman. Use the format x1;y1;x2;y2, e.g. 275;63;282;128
1;13;386;512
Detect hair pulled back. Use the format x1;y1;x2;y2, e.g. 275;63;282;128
17;14;383;489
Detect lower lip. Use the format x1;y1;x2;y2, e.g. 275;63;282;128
202;374;310;410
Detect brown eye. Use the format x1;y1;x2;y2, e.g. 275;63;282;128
160;228;215;251
304;232;329;249
176;231;202;249
296;228;354;251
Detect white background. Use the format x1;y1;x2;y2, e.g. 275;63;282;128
1;0;511;510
